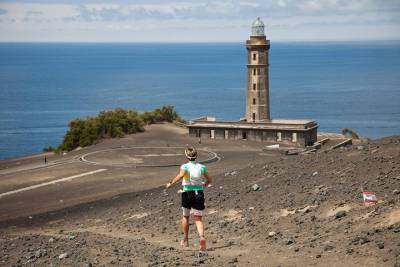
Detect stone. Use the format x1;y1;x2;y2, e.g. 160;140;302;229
335;210;347;219
377;242;384;249
58;253;68;260
25;253;35;260
285;239;294;245
324;245;334;251
393;189;400;195
312;171;318;176
48;238;55;243
229;257;238;263
268;231;276;237
35;249;47;258
251;184;261;191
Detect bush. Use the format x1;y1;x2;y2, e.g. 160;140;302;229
342;128;360;139
56;106;185;152
43;146;55;152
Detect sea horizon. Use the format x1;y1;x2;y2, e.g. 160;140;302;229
1;41;399;160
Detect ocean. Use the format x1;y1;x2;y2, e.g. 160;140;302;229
0;42;399;160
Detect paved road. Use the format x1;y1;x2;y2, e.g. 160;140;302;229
0;124;275;222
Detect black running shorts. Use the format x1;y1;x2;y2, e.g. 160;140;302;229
181;190;205;211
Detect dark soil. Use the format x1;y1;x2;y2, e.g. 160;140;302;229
1;135;399;266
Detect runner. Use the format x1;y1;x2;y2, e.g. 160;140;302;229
166;146;212;251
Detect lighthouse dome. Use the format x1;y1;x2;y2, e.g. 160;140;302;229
251;17;265;36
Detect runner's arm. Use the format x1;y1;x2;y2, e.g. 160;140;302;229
204;172;212;187
166;169;185;189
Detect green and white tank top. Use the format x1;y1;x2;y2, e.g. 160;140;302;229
180;162;207;191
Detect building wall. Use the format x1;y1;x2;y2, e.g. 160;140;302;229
189;127;317;147
246;36;270;123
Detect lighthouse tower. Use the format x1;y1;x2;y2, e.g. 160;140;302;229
246;17;270;122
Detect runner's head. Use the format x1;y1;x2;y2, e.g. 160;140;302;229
185;146;197;161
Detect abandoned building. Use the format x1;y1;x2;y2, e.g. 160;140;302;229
187;17;318;147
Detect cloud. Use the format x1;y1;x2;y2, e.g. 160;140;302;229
0;0;399;42
0;8;8;15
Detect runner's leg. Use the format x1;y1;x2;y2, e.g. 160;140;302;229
194;216;206;250
181;215;189;245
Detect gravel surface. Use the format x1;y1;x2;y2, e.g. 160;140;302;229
1;134;399;266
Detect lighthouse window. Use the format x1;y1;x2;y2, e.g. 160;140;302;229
253;53;257;61
253;98;256;104
253;69;256;76
253;83;256;90
258;69;261;75
252;113;256;121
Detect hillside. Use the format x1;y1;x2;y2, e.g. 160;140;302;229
0;131;399;266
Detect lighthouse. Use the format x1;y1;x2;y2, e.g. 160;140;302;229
188;18;318;147
246;17;270;123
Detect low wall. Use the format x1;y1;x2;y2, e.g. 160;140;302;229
189;126;317;147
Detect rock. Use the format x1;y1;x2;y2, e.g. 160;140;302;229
35;249;47;258
377;242;384;249
312;171;319;176
346;248;354;254
299;205;312;214
285;239;294;245
58;253;68;259
351;235;370;245
324;245;334;251
357;146;364;150
335;210;347;219
316;254;321;258
69;235;75;240
48;237;55;243
393;189;400;195
248;207;255;210
251;184;261;191
360;237;370;245
231;171;238;176
229;257;238;263
25;253;35;260
268;231;276;237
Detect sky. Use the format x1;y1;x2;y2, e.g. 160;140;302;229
0;0;399;42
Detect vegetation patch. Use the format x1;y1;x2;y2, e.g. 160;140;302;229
50;106;185;153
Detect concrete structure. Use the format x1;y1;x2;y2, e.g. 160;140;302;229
187;18;318;147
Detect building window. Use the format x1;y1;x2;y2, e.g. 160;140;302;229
196;129;201;138
224;130;229;139
253;53;257;61
253;69;256;76
292;132;297;142
210;130;215;139
252;113;256;122
277;132;282;142
242;132;247;140
253;83;256;90
253;98;256;104
258;69;261;75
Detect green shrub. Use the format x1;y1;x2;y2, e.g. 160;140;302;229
43;146;55;152
56;106;185;153
342;128;360;139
